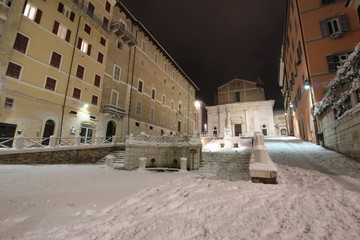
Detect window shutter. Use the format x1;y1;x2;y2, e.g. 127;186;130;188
320;20;330;37
327;55;337;72
70;12;75;22
34;9;42;24
22;0;28;14
77;37;82;49
65;29;71;42
58;2;64;13
87;44;92;56
339;14;350;32
53;21;59;34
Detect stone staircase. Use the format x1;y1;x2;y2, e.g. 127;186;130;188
197;151;251;181
97;150;125;169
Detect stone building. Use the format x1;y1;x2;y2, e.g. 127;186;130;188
0;0;198;145
273;110;288;136
207;78;275;138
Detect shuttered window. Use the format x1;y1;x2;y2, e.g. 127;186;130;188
326;52;352;72
76;65;85;79
57;2;75;21
6;62;22;79
23;3;42;24
320;14;350;37
97;52;104;64
94;74;101;87
72;87;81;99
53;21;71;42
50;51;62;69
13;33;29;53
91;95;98;105
45;77;56;91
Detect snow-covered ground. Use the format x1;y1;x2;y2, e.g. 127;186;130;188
0;137;360;240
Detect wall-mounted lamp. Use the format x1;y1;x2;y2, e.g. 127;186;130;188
290;103;294;108
83;104;89;108
194;100;200;109
304;80;310;90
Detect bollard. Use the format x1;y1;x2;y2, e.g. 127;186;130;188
180;157;187;172
112;136;117;144
105;155;115;168
95;137;101;145
75;136;82;145
49;135;57;147
15;135;25;149
138;157;147;171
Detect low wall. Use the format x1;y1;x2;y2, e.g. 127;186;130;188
0;145;125;164
124;134;202;170
320;105;360;161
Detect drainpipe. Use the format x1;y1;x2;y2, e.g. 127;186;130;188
59;14;82;138
126;28;139;136
295;0;319;144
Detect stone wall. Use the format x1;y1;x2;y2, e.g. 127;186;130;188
124;134;202;170
0;146;124;164
321;106;360;161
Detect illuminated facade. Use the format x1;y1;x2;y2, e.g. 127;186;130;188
0;0;198;145
279;0;360;142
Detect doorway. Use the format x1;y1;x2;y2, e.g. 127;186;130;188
177;121;181;134
42;120;55;145
234;124;242;136
0;122;17;148
106;121;116;141
80;124;94;143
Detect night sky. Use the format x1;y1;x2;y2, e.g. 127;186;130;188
121;0;287;109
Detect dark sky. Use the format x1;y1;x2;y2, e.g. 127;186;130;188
121;0;287;109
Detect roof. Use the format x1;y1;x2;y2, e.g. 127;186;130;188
217;78;257;89
115;1;199;91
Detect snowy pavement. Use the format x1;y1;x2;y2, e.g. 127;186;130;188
0;137;360;240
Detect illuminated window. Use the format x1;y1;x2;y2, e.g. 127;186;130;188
23;3;42;24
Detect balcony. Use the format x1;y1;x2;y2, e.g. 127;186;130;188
102;104;126;118
111;21;137;47
67;0;110;34
177;110;185;118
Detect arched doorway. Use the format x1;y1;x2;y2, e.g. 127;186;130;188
106;121;116;141
80;124;94;144
280;128;287;136
42;120;55;145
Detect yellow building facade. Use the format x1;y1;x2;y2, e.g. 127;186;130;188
0;0;198;146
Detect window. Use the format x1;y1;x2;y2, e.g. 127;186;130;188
23;3;42;24
235;92;240;102
135;122;140;127
154;53;158;63
45;77;56;91
113;65;121;81
72;87;81;99
105;1;111;12
102;17;109;30
136;101;142;115
320;15;350;38
150;108;154;120
91;95;98;105
57;2;75;21
94;74;101;87
6;62;21;79
4;97;14;109
327;52;352;72
100;36;106;46
53;21;71;42
1;0;12;8
153;70;157;75
151;89;156;100
321;0;336;5
50;51;62;69
171;100;174;110
111;90;118;106
141;40;147;53
164;63;168;72
13;33;29;54
296;42;302;63
162;95;166;105
77;38;91;55
172;71;176;79
161;112;165;124
138;80;143;93
140;59;145;66
87;2;95;17
178;103;182;112
76;64;85;79
115;39;123;49
97;52;104;63
84;23;91;34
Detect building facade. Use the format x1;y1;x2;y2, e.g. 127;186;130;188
207;78;275;138
279;0;360;142
273;110;288;136
0;0;198;146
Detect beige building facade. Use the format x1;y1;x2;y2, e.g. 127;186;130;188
0;0;198;146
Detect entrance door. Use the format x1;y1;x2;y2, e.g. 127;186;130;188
80;124;94;143
106;121;116;141
0;122;17;148
42;120;55;145
234;124;242;136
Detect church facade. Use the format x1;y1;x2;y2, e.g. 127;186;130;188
206;78;275;137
